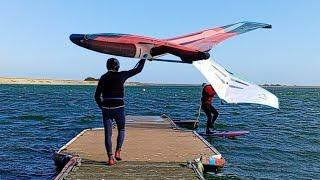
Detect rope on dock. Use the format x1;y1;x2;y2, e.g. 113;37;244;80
187;161;205;180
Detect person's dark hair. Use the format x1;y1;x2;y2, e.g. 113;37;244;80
107;58;120;71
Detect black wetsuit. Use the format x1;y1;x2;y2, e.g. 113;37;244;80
201;85;219;130
95;59;146;156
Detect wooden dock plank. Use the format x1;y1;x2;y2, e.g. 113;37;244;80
61;127;213;163
65;161;199;180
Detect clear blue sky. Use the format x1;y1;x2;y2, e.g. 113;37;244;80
0;1;319;85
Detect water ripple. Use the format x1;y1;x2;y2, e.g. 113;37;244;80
0;85;319;179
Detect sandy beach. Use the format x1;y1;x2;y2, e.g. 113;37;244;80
0;77;143;86
0;77;99;85
0;77;200;86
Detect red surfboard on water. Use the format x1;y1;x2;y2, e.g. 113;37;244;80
199;131;249;138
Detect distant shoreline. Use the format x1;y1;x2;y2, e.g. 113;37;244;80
0;77;97;86
0;77;319;88
0;77;199;86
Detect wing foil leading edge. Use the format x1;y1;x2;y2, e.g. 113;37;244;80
193;59;279;109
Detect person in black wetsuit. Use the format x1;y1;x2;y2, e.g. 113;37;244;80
201;84;219;134
95;57;146;165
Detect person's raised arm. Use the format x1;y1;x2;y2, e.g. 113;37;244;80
122;59;146;80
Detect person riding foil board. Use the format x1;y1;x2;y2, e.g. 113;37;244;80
201;84;219;134
95;57;146;165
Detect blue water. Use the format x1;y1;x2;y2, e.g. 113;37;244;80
0;84;319;179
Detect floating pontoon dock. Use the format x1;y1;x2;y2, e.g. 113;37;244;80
54;115;225;179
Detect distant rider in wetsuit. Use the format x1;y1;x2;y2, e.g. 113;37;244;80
201;84;219;134
95;57;146;165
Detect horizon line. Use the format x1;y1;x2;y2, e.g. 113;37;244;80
1;76;320;87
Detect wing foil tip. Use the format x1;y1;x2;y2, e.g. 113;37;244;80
269;95;279;109
272;101;279;109
263;24;272;29
238;21;272;28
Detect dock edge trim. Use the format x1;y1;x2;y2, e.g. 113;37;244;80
58;128;102;153
193;131;221;157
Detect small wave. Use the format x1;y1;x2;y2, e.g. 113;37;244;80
79;115;99;122
7;145;51;154
10;115;48;121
